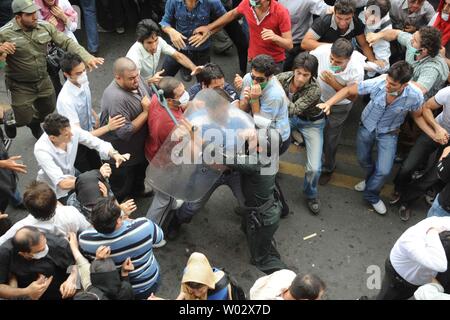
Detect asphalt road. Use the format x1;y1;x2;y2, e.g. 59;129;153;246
1;28;431;300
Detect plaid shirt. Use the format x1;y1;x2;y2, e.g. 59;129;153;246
276;71;322;118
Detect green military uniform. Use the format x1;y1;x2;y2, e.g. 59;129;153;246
0;7;92;127
230;154;287;275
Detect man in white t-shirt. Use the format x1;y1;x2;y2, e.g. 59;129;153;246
311;38;365;185
126;19;202;85
0;181;90;246
392;86;450;221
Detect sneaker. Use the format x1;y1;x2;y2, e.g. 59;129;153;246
307;198;320;215
354;180;366;192
291;130;304;146
173;199;184;210
389;191;401;205
3;109;16;138
27;122;43;139
116;27;125;34
398;205;411;221
424;189;436;206
2;138;12;150
180;67;192;82
152;239;167;248
319;172;333;186
371;200;387;215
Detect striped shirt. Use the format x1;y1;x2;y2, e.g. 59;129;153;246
358;74;424;134
79;217;164;296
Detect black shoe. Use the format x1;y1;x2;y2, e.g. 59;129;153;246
3;109;16;139
318;172;332;186
166;216;182;240
307;198;320;215
27;122;43;139
180;68;192;82
394;155;404;164
389;191;401;205
398;204;411;222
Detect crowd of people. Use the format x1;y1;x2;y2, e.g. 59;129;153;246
0;0;450;300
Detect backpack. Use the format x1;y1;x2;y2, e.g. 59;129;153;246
214;268;247;300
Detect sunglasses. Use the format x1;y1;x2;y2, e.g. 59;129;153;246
250;74;267;83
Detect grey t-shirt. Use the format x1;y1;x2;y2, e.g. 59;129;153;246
99;79;150;166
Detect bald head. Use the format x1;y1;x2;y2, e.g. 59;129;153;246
12;226;42;254
113;57;137;77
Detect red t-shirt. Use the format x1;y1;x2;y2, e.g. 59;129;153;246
237;0;291;63
145;94;184;161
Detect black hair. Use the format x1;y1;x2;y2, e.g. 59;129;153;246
12;226;42;253
158;76;182;99
136;19;161;43
289;274;326;300
366;0;391;18
419;26;442;58
292;52;319;79
387;61;413;84
196;63;225;86
60;52;83;74
91;196;121;234
251;54;276;77
331;38;354;58
334;0;356;15
23;181;57;221
42;113;70;137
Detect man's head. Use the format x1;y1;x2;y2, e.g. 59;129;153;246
43;113;72;146
250;54;276;88
330;38;354;73
158;76;188;108
411;26;442;58
113;57;140;91
292;52;318;89
136;19;161;55
364;0;391;26
12;226;48;260
13;0;40;30
61;53;88;87
407;0;426;14
197;63;226;90
43;0;56;6
91;196;122;234
334;0;356;31
442;0;450;16
23;181;57;221
284;273;326;300
386;61;413;96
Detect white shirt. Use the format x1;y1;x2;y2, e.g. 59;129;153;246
250;269;296;300
126;38;176;80
0;205;90;246
390;216;450;286
433;86;450;134
34;126;112;199
311;44;365;105
414;283;450;300
37;0;78;42
57;79;95;131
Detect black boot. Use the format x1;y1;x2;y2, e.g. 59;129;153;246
27;122;43;139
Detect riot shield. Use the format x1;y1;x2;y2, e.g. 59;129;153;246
146;88;256;202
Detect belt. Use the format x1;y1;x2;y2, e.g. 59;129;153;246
297;112;325;122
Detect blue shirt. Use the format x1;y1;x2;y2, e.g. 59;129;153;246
358;75;424;134
240;74;291;141
160;0;227;51
79;217;164;296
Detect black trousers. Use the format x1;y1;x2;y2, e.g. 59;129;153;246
162;48;211;77
74;144;102;174
224;20;248;75
377;258;419;300
109;161;147;202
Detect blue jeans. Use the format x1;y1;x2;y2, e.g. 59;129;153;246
356;125;397;204
290;116;325;199
79;0;99;53
427;195;450;217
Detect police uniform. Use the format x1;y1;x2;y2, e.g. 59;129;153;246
0;0;92;128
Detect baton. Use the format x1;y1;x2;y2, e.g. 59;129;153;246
151;84;179;126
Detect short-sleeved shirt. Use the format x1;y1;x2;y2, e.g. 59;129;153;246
145;94;184;161
159;0;227;51
389;0;435;30
99;80;151;166
57;79;95;131
434;86;450;133
0;233;74;300
358;74;424;133
311;43;365;105
397;31;449;99
308;14;365;44
237;0;291;62
126;38;176;80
